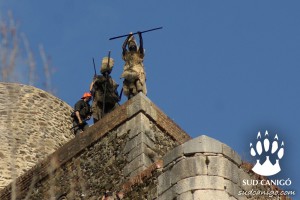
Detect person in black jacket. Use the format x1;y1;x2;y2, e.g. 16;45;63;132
72;92;92;136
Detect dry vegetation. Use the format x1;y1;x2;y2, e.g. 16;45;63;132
0;10;57;199
0;11;54;93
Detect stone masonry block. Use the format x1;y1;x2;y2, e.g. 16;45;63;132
157;170;172;195
126;93;157;121
126;116;136;130
183;135;223;155
127;113;151;139
128;126;142;139
207;156;239;184
193;190;231;200
162;144;183;167
116;125;127;138
224;178;243;200
238;168;252;192
171;156;207;184
177;191;193;200
123;132;155;154
222;143;242;166
175;175;225;195
126;143;144;163
157;186;176;200
135;112;151;126
126;117;140;139
145;129;155;142
129;165;148;178
127;143;157;163
123;153;152;177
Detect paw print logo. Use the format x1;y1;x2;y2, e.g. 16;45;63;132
250;131;284;176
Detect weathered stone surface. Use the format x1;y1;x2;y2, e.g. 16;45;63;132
123;153;152;177
177;191;193;200
207;156;239;184
170;156;207;184
126;113;150;139
129;165;148;178
183;135;223;155
193;190;231;200
157;170;172;195
126;93;157;121
156;133;288;200
1;88;288;200
123;132;155;154
163;144;183;167
126;143;157;164
222;143;242;166
157;187;176;200
0;93;182;199
238;168;252;191
0;82;74;189
224;178;243;199
175;175;225;195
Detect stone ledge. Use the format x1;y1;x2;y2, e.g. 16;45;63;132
182;135;223;155
163;135;242;168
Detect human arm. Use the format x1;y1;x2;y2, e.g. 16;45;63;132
138;31;144;55
75;111;83;124
122;32;133;56
90;79;96;92
74;101;83;123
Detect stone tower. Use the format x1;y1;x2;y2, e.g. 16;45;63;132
0;86;290;199
0;82;74;189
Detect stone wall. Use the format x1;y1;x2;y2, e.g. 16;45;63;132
0;82;74;189
0;93;190;199
157;135;289;200
0;88;291;199
25;114;178;199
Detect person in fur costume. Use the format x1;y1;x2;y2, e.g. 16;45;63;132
90;57;120;123
121;32;147;99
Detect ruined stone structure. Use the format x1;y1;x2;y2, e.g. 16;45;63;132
0;85;290;199
0;82;74;190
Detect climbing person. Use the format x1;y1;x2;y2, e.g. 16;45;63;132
90;56;120;123
72;92;92;136
121;31;147;99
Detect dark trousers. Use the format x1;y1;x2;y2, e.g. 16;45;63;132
73;120;89;136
